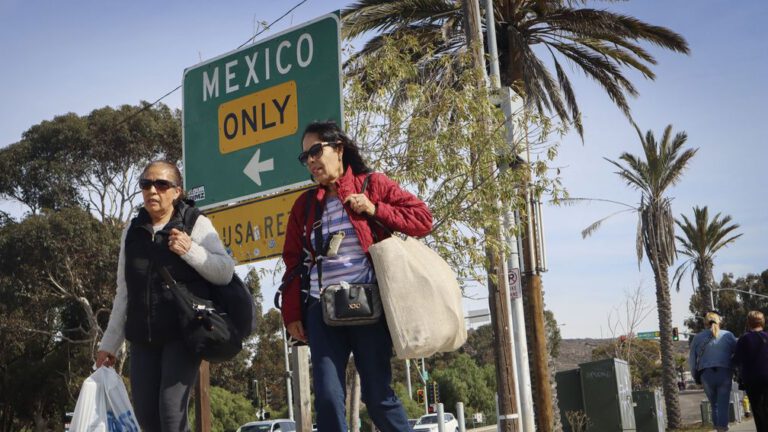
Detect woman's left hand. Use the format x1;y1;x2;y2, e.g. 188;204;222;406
344;193;376;216
168;228;192;256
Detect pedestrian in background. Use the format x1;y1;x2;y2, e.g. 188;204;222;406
734;310;768;431
280;121;432;432
689;311;738;432
96;160;235;432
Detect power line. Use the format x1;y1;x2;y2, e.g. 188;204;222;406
114;0;308;129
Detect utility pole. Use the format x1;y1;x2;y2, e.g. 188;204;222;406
480;1;554;430
281;326;294;420
462;0;519;430
290;346;312;431
484;0;535;429
194;362;211;432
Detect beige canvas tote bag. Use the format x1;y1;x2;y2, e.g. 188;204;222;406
368;235;467;359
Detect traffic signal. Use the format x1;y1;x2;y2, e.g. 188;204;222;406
432;382;440;403
672;327;679;341
416;388;425;404
265;386;272;407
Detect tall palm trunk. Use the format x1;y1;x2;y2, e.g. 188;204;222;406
697;261;715;310
651;262;682;429
644;207;682;429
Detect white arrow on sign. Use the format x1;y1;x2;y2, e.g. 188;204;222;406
243;148;274;186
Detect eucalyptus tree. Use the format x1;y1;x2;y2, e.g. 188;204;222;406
0;207;121;431
342;0;689;137
0;102;181;223
673;206;742;314
584;124;697;429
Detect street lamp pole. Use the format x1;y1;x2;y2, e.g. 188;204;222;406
713;288;768;300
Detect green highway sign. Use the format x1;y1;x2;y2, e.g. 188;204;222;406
183;13;342;209
636;331;660;340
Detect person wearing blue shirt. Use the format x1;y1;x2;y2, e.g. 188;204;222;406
689;311;738;432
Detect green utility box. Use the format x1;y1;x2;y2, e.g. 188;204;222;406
556;368;585;432
632;389;665;432
579;358;636;431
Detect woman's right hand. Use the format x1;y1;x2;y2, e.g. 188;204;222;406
286;321;307;343
95;350;116;368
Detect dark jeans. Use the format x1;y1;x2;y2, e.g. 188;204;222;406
701;367;733;428
306;298;412;432
745;384;768;432
130;340;201;432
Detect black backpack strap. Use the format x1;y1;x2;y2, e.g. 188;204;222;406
274;189;316;309
313;195;325;291
360;173;392;241
181;204;202;235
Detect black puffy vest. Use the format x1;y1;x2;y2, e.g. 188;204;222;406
124;201;210;344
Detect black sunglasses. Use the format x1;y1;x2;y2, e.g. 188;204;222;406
139;178;177;191
297;141;340;166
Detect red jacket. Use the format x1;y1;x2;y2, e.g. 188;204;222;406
280;168;433;325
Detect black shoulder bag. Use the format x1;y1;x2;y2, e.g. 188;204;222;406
156;205;255;363
318;175;383;326
158;266;243;363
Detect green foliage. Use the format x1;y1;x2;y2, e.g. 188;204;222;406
687;270;768;335
0;207;120;431
545;310;562;358
591;339;662;390
673;206;742;323
0;101;180;430
344;34;562;283
432;353;496;416
0;102;181;222
250;309;289;415
188;386;254;432
461;324;495;367
342;0;690;137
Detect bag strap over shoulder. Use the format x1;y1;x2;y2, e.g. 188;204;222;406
360;173;392;241
180;203;202;235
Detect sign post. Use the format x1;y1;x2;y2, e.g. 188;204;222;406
182;13;342;210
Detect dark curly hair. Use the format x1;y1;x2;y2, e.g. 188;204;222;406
302;121;372;174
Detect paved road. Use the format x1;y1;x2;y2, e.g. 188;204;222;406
679;389;757;431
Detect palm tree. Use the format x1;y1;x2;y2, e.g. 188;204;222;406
673;206;742;315
342;0;689;136
590;124;697;429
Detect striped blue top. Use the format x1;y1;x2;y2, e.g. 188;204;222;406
309;197;375;298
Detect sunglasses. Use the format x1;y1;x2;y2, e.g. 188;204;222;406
297;141;340;166
139;178;178;191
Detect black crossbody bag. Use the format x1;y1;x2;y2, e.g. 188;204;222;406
316;175;382;326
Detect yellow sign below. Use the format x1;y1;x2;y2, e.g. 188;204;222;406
217;80;298;154
205;187;310;264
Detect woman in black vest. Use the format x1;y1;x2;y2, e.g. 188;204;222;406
96;161;234;432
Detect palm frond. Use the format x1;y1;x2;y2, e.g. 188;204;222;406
581;208;635;238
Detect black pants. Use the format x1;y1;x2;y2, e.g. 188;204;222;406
746;385;768;432
130;340;201;432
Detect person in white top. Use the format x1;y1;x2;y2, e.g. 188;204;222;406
96;161;234;432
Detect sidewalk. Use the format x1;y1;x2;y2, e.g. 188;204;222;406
725;419;757;431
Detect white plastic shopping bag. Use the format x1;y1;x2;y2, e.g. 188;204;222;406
70;367;140;432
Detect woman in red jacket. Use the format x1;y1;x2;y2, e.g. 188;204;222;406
281;121;432;431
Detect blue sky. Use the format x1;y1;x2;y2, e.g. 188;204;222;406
1;1;765;338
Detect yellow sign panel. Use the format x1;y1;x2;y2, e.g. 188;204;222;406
205;187;309;264
217;80;298;154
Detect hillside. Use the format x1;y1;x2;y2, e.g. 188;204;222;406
555;338;691;372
